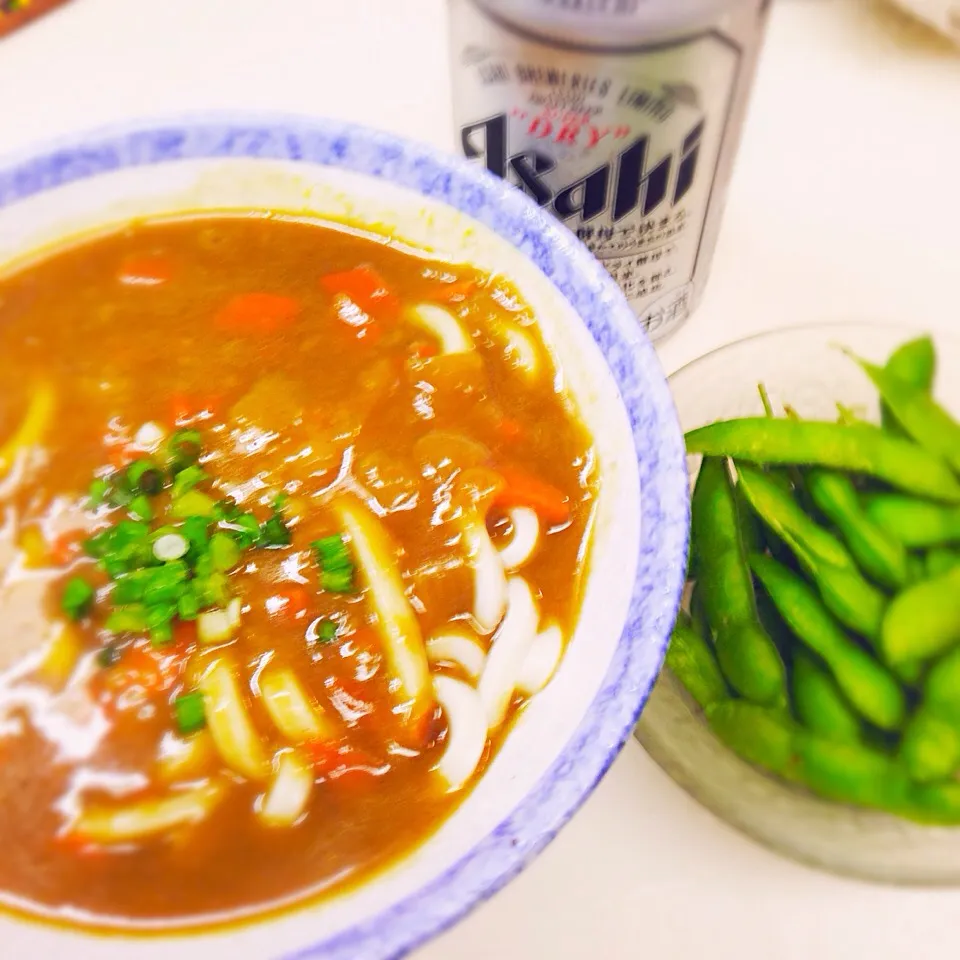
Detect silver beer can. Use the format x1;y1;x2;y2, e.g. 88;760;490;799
448;0;771;340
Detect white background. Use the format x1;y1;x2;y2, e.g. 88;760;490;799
2;0;960;957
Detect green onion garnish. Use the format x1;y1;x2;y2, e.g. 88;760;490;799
88;477;110;507
317;618;338;643
171;464;207;500
177;588;201;621
258;509;291;548
105;605;148;634
128;494;154;522
173;691;206;734
171;489;216;519
209;531;242;572
62;577;95;620
320;568;354;594
167;429;203;473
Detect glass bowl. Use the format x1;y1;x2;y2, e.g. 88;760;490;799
635;321;960;885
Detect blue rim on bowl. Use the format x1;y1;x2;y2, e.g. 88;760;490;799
0;113;689;960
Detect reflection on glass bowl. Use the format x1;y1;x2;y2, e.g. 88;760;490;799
636;321;960;885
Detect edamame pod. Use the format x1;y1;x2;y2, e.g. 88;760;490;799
691;458;787;706
791;652;862;744
908;782;960;825
705;700;794;776
925;547;960;579
923;645;960;725
880;335;936;435
864;494;960;548
805;469;910;588
793;731;910;810
665;612;728;711
898;707;960;784
685;418;960;503
737;463;886;642
848;351;960;474
750;553;905;731
881;566;960;665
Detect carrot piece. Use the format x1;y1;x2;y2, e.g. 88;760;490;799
49;530;85;567
320;266;399;320
270;585;312;622
214;292;301;334
409;340;439;360
493;467;572;526
118;254;174;286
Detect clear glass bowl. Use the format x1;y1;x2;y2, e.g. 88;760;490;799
635;321;960;885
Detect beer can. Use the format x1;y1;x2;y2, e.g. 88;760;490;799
448;0;772;340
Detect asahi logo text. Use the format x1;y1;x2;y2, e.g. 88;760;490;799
461;112;703;223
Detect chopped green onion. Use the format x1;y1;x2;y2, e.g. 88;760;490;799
193;552;214;580
106;473;134;507
111;569;153;605
126;459;164;495
221;513;260;548
180;516;211;555
171;464;208;499
213;498;242;523
312;534;351;571
209;531;242;572
196;572;230;607
320;568;354;594
88;477;110;508
147;602;177;646
167;429;203;473
173;691;206;734
259;510;291;548
83;529;113;559
143;561;189;605
171;490;216;518
317;619;338;643
62;577;95;620
128;494;154;522
153;532;189;562
177;588;202;621
105;605;148;633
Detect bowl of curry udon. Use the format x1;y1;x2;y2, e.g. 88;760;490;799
0;115;687;959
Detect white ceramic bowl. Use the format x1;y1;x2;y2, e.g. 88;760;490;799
637;321;960;885
0;114;688;958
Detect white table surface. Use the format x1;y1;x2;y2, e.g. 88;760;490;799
2;0;960;957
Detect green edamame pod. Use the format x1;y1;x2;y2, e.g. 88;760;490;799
793;731;910;810
665;611;728;711
689;580;709;641
685;418;960;504
847;351;960;474
880;335;936;434
908;781;960;825
750;553;905;731
805;469;910;589
691;458;787;706
791;652;862;744
898;707;960;784
925;547;960;579
864;493;960;548
705;700;795;776
881;566;960;665
737;463;886;642
923;645;960;725
734;481;763;558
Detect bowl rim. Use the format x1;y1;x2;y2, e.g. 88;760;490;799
0;111;689;960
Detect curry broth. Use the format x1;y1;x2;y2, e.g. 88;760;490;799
0;215;596;925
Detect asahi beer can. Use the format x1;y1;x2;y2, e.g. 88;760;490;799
448;0;771;340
